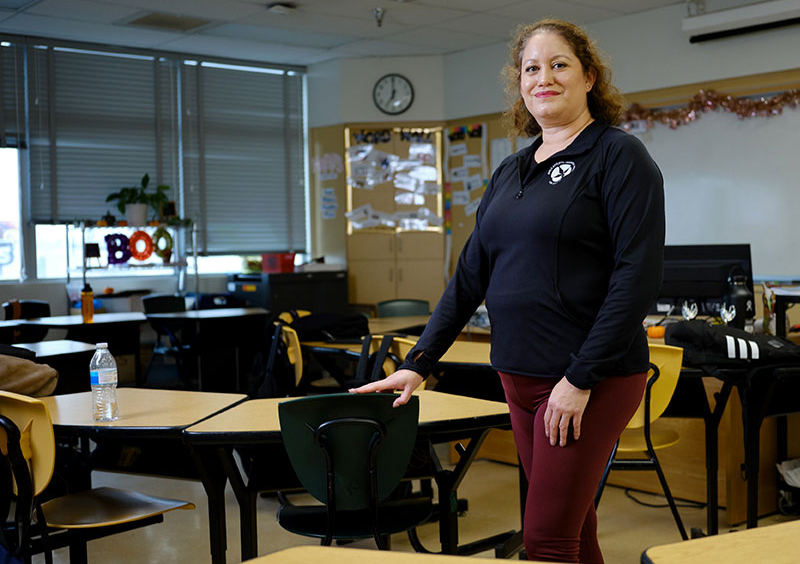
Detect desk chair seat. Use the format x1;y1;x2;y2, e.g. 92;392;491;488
277;393;432;549
2;299;51;343
594;344;688;541
0;390;194;564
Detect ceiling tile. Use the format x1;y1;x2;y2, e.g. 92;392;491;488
202;22;356;49
0;0;33;8
100;0;263;21
492;0;621;25
570;0;684;15
0;13;181;45
430;12;520;38
416;0;521;12
244;9;411;39
299;0;470;26
388;25;503;51
157;33;332;64
26;0;139;24
332;38;443;57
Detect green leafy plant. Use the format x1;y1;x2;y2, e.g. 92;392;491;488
106;173;169;217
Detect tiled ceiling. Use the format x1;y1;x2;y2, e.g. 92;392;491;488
0;0;762;66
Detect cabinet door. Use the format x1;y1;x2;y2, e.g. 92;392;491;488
347;232;395;261
396;258;446;309
396;231;444;261
348;259;396;305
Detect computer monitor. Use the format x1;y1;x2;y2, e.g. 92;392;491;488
653;244;754;317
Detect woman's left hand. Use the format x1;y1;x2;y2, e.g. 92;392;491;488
544;376;591;447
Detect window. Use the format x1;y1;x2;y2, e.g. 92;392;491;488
0;148;21;281
182;61;306;254
2;36;307;280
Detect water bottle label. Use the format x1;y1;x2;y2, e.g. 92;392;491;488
90;369;117;385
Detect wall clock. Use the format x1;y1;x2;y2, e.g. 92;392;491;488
372;73;414;115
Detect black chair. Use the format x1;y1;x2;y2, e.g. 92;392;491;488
277;393;432;548
1;299;51;343
141;294;195;388
376;299;430;318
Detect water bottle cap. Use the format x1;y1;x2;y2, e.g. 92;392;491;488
96;342;108;349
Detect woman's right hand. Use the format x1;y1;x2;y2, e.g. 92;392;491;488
349;369;424;407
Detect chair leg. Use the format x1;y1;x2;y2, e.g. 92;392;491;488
594;440;618;509
375;534;390;550
68;535;88;564
650;450;688;540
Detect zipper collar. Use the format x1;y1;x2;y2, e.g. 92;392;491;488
513;121;609;199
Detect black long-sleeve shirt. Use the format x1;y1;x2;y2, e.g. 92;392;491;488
399;122;665;389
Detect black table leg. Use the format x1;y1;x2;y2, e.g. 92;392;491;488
219;447;259;560
188;446;229;564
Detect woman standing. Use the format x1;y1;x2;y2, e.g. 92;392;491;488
353;19;665;563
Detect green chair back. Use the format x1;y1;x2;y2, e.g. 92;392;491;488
376;299;429;318
278;393;419;511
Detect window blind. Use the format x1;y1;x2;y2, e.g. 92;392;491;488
28;47;158;223
184;62;306;254
7;36;307;257
0;41;25;148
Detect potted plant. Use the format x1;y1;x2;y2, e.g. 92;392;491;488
106;173;169;226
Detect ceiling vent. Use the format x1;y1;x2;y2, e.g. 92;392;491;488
682;0;800;42
125;12;212;32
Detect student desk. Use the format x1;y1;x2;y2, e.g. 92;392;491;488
302;338;491;368
13;339;97;394
367;315;430;335
41;387;246;558
245;545;546;564
146;307;268;391
641;519;800;564
365;315;491;342
182;390;517;564
0;319;23;343
21;312;147;382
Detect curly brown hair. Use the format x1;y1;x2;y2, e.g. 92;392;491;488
501;18;626;138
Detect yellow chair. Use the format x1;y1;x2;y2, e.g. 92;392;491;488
0;390;194;563
280;324;303;389
593;344;688;540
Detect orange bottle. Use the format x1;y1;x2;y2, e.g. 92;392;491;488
80;283;94;323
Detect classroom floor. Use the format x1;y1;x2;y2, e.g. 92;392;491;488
31;454;799;564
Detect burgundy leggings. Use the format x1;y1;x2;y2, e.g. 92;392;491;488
498;371;646;564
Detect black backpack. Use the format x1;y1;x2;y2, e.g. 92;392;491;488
247;322;296;398
282;311;369;342
664;320;800;368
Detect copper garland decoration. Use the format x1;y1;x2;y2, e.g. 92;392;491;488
621;88;800;131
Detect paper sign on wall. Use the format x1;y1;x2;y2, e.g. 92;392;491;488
449;143;467;157
463;154;482;169
452;191;470;205
450;166;469;181
321;187;338;219
465;196;481;216
465;174;484;192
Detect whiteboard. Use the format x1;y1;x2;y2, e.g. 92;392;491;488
634;107;800;281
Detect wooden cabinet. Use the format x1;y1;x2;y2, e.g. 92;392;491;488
347;231;445;308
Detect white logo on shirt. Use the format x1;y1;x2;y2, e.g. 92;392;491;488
548;161;575;185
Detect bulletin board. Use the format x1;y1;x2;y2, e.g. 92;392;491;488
444;113;519;274
344;123;444;235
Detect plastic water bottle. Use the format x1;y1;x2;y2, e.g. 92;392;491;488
90;342;119;422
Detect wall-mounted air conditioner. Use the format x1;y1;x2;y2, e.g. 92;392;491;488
682;0;800;42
